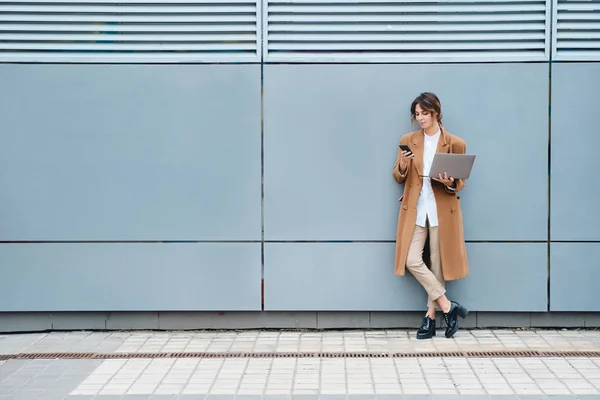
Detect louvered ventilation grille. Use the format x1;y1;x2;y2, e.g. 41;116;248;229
0;0;260;62
265;0;551;62
554;0;600;60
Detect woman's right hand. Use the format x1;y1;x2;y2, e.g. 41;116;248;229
399;150;414;174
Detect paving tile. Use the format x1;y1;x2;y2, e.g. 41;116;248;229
0;378;31;389
0;390;16;398
10;389;46;399
290;396;320;400
262;396;292;400
236;396;265;400
39;392;72;400
544;396;579;400
24;377;60;389
346;396;377;400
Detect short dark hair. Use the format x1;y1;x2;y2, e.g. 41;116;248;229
410;92;443;125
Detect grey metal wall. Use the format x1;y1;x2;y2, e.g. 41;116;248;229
263;64;549;312
0;0;599;316
549;63;600;312
0;65;262;311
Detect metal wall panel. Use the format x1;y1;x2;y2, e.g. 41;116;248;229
264;243;547;311
550;63;600;240
550;243;600;311
0;243;261;311
0;65;261;241
447;243;548;312
264;243;425;311
264;64;548;241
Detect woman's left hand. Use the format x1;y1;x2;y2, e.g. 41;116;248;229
433;172;454;187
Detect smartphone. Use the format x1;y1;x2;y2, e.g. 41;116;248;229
399;144;413;154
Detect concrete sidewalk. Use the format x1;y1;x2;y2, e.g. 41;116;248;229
1;329;600;399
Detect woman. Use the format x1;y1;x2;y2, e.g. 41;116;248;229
392;92;469;340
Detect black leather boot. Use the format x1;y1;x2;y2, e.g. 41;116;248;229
443;301;469;338
416;316;436;340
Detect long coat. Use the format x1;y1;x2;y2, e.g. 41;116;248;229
392;127;469;281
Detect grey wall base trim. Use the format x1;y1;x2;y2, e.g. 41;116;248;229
1;312;599;333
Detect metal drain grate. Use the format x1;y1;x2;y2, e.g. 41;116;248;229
2;350;600;360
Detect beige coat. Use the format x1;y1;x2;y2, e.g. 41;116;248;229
392;127;469;281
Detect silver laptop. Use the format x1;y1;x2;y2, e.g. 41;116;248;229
428;153;476;180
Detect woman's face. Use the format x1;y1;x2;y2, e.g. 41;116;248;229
414;104;437;131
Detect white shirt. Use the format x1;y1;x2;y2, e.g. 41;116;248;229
416;129;440;228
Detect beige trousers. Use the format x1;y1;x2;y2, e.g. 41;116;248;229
406;220;446;309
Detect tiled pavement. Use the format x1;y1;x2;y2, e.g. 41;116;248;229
1;329;600;399
3;329;600;355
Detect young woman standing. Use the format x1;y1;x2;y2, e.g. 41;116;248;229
392;92;469;339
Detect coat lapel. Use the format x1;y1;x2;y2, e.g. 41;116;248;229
411;130;425;177
437;127;450;153
411;127;450;177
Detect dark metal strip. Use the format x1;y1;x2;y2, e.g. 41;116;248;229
1;350;600;360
